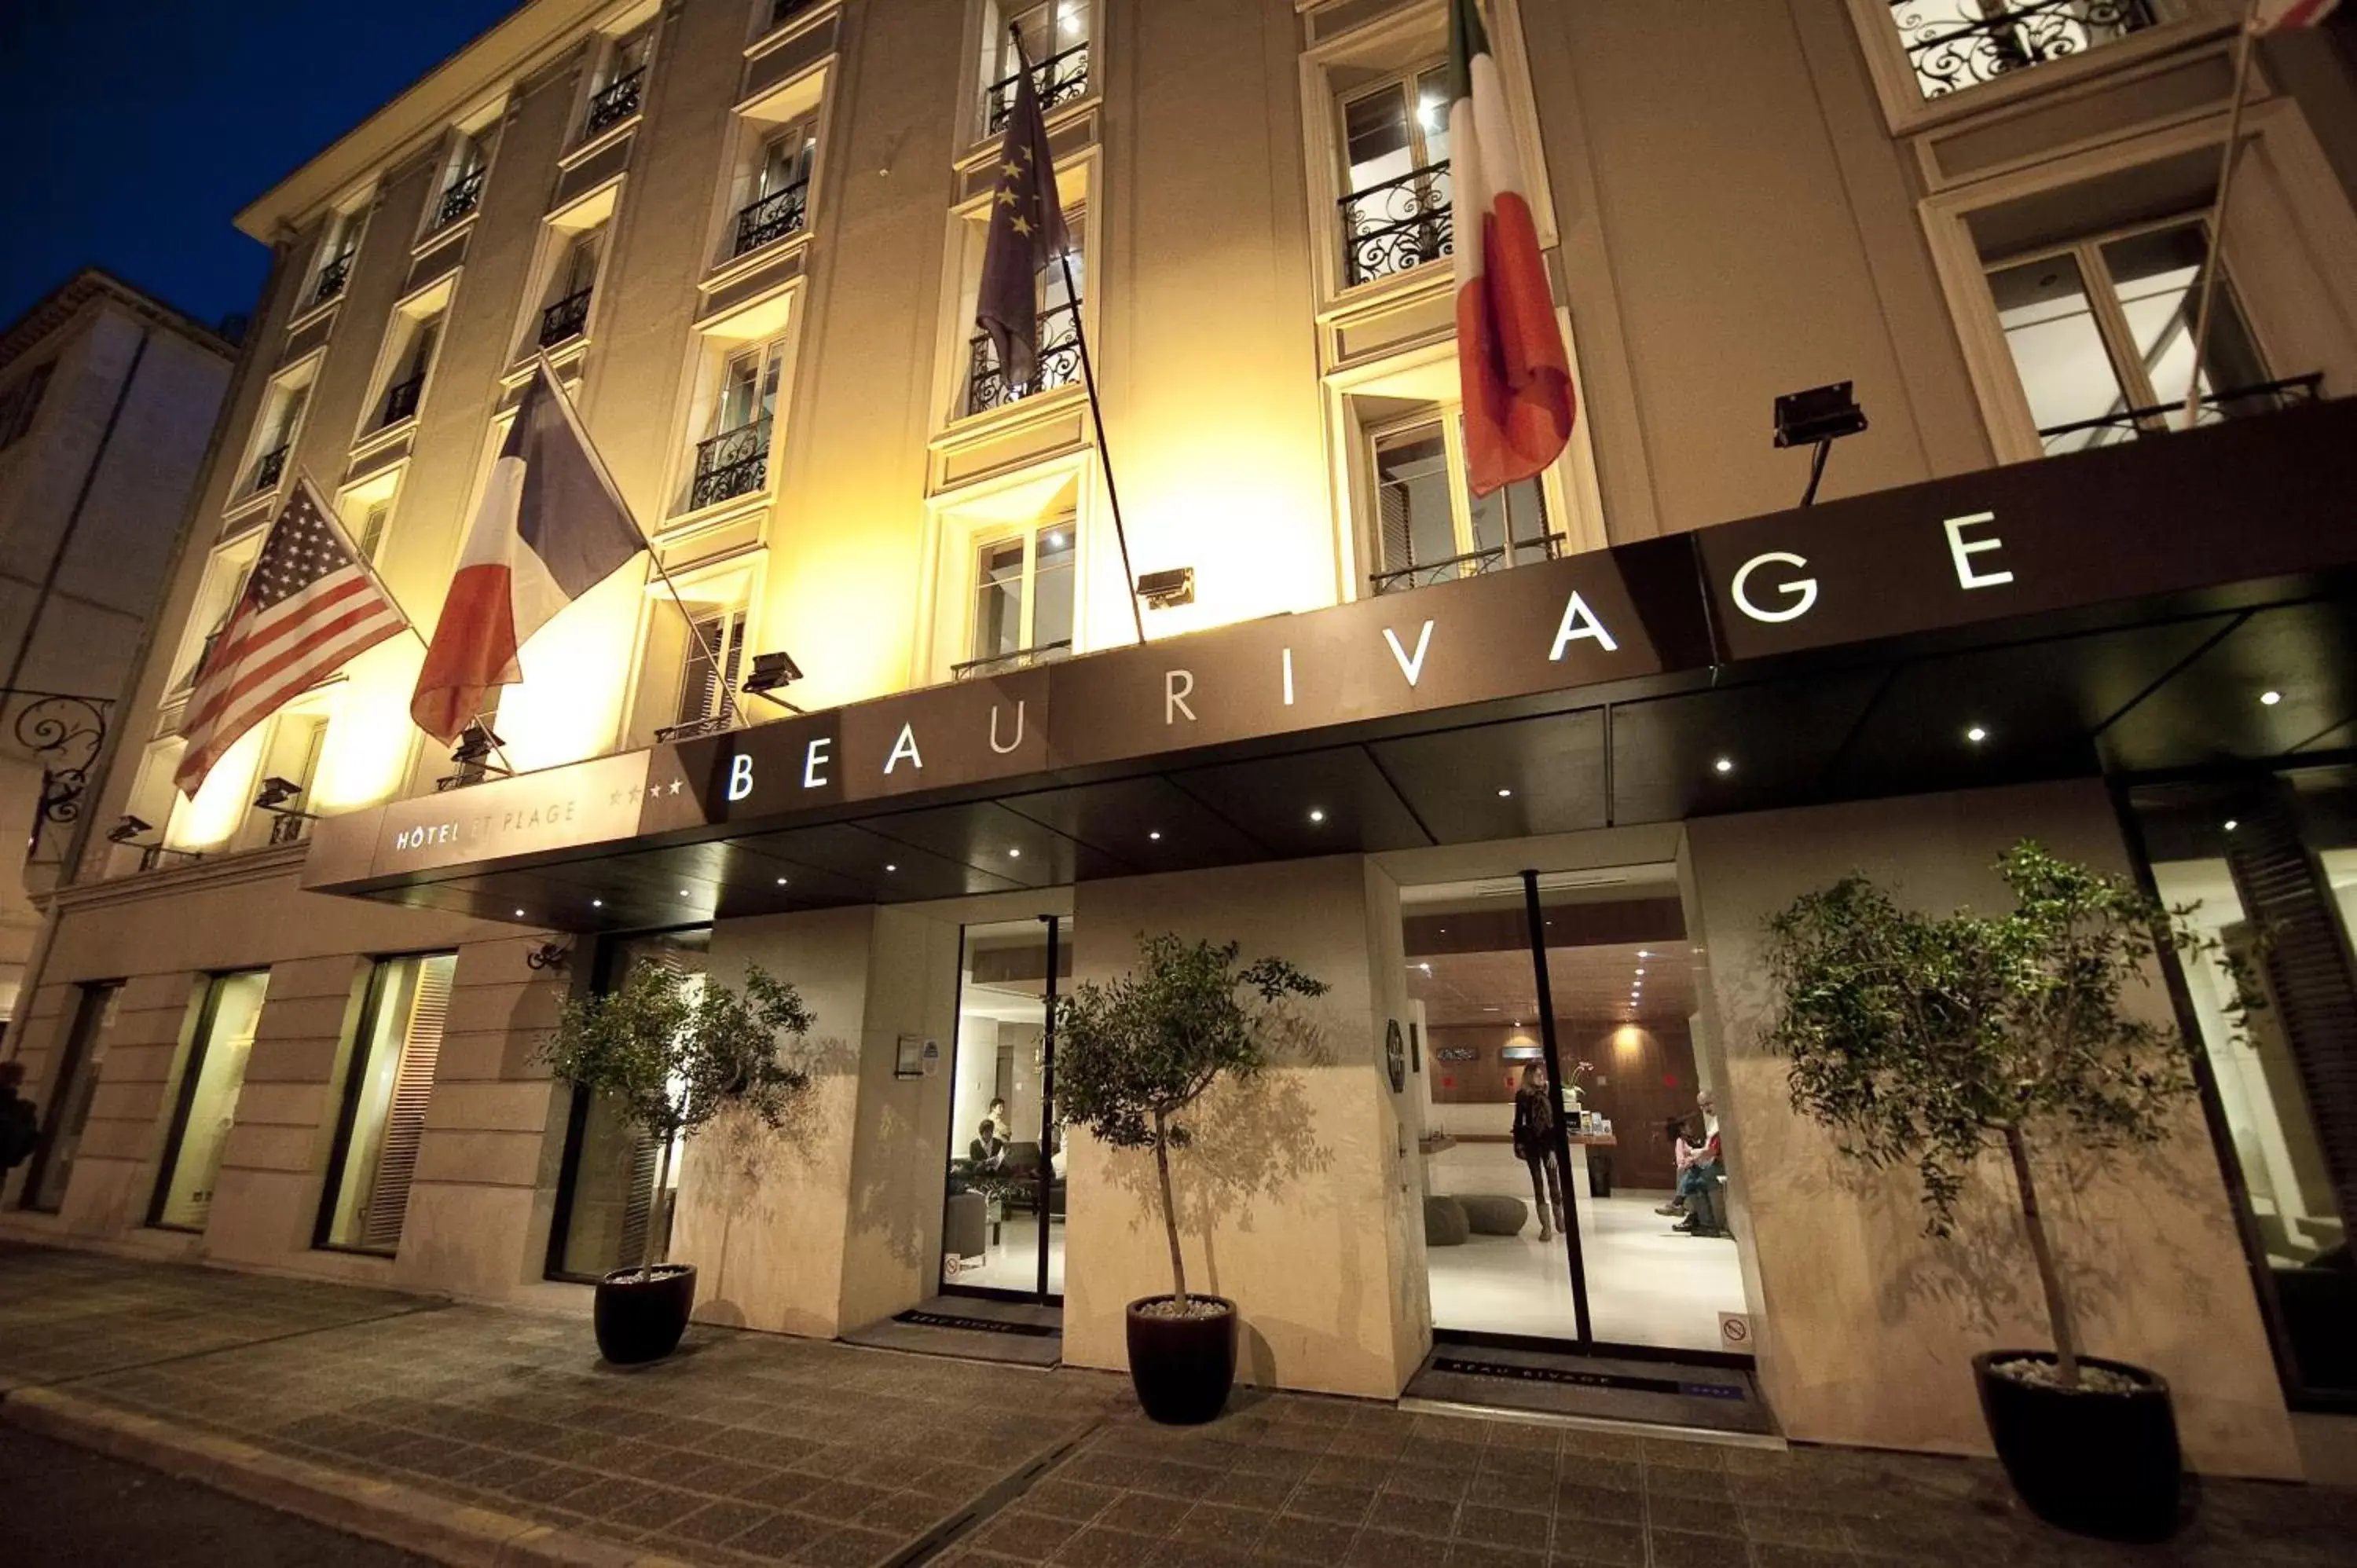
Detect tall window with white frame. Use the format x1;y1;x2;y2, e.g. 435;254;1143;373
431;130;489;232
965;214;1083;418
1368;415;1554;595
983;1;1091;139
306;208;362;310
538;226;605;350
667;605;747;739
961;515;1075;678
730;117;816;260
1885;1;2160;101
246;381;309;496
1985;215;2302;456
687;341;785;511
1338;64;1453;288
585;22;654;139
376;312;443;430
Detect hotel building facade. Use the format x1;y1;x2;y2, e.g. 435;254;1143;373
8;0;2357;1481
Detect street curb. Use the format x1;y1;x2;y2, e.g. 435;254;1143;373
0;1386;695;1568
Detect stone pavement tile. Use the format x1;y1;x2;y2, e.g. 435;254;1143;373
1098;1489;1193;1537
1257;1515;1359;1562
592;1478;709;1533
1739;1503;1853;1548
1645;1491;1736;1533
1023;1477;1120;1524
1445;1542;1544;1567
971;1507;1086;1557
1557;1455;1639;1493
1345;1526;1447;1566
1452;1500;1550;1553
1541;1518;1644;1566
1171;1500;1273;1550
1748;1546;1856;1568
1366;1488;1456;1538
676;1500;779;1547
794;1478;899;1523
1648;1524;1747;1563
1220;1468;1308;1510
1387;1465;1474;1503
1054;1524;1165;1566
1552;1480;1642;1525
794;1523;900;1566
1287;1479;1379;1523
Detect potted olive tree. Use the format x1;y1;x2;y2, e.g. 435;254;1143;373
541;961;813;1364
1761;841;2252;1541
1053;933;1326;1424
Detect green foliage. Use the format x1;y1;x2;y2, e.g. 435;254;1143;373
539;962;816;1145
1761;841;2238;1236
1052;934;1328;1154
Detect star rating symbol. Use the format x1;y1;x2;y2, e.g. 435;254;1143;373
669;779;684;796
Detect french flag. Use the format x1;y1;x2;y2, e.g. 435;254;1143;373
410;362;645;744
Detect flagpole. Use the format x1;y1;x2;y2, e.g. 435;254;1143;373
1056;251;1146;648
2181;0;2262;427
530;354;739;727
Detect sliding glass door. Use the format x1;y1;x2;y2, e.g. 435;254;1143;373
937;917;1069;1302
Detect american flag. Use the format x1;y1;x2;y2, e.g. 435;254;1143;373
175;478;409;797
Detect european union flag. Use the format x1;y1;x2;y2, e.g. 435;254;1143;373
975;36;1072;395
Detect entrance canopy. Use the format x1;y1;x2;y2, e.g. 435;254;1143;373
303;401;2357;931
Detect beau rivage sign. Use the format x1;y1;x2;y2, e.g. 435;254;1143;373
314;402;2352;884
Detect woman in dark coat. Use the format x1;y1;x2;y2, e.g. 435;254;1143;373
1510;1062;1565;1242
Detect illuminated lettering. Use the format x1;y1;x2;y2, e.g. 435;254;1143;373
728;753;754;801
1547;591;1620;658
885;723;923;773
1165;669;1197;724
1281;647;1295;707
1731;551;1818;624
1943;511;2013;589
989;701;1026;755
1383;621;1435;687
803;737;831;788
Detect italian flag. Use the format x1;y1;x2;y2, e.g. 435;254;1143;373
1450;0;1574;497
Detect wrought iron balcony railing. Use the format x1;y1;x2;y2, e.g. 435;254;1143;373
1371;533;1563;596
688;420;771;511
539;287;593;348
1891;0;2156;100
435;166;486;229
1340;162;1453;288
252;444;289;493
984;42;1091;135
380;373;425;427
266;812;315;847
769;0;820;28
311;249;355;307
965;301;1082;417
585;68;645;137
953;640;1073;682
2036;372;2322;454
732;178;811;258
655;710;738;743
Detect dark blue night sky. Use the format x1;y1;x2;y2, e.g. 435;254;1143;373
0;0;519;334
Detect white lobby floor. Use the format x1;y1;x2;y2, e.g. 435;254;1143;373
1426;1191;1746;1351
944;1213;1065;1295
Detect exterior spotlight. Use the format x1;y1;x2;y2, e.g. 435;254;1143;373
108;814;154;844
253;775;306;811
1714;757;1734;775
1967;725;1988;743
2260;690;2282;706
1773;381;1868;506
1136;566;1196;609
744;650;806;713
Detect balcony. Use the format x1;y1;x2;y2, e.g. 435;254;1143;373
953;640;1072;682
964;302;1081;417
2036;373;2322;456
1340;163;1453;289
311;250;355;307
984;42;1090;136
585;68;645;137
434;167;485;230
1371;534;1562;597
655;711;737;743
251;444;289;494
1891;0;2157;100
732;178;810;258
769;0;820;28
688;421;770;511
538;287;593;349
380;374;425;428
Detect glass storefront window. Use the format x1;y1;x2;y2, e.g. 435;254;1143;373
21;982;120;1213
548;930;709;1280
939;917;1068;1299
317;954;456;1253
150;970;270;1232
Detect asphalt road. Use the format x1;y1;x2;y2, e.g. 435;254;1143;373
3;1424;434;1566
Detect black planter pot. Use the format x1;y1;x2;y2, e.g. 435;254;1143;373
1125;1294;1238;1425
1974;1350;2182;1541
594;1263;697;1365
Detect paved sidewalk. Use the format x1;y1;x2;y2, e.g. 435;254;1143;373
2;1244;2352;1567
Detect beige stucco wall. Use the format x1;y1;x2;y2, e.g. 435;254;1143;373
1685;779;2301;1480
1062;855;1428;1401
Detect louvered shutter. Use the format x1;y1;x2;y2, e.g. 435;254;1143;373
359;958;453;1251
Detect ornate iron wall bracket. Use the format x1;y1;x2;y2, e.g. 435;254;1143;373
12;693;108;855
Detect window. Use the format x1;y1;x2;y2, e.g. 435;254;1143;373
317;954;454;1254
368;284;452;436
584;23;654;139
20;982;120;1214
306;208;362;310
766;0;822;32
244;380;310;496
150;970;271;1233
1987;216;2295;456
685;339;784;511
1368;414;1555;594
431;131;489;232
245;710;328;848
1886;1;2159;101
170;555;254;696
729;116;816;260
961;517;1075;678
1338;64;1453;288
356;499;392;562
982;1;1091;138
539;225;605;349
664;606;748;740
964;215;1083;417
0;361;55;449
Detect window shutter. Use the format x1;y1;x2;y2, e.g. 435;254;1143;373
358;959;453;1251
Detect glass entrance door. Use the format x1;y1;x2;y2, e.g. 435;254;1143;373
937;916;1069;1301
1408;867;1748;1356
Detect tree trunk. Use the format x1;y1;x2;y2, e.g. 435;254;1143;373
2003;1123;2078;1388
642;1128;676;1281
1152;1109;1188;1309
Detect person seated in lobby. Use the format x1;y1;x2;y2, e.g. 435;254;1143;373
1674;1092;1730;1237
1655;1115;1703;1218
1510;1062;1566;1242
969;1119;1006;1171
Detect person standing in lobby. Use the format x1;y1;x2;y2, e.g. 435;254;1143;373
1512;1062;1566;1242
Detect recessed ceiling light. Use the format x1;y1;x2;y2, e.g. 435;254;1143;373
1497;788;1513;798
885;863;897;873
2224;819;2239;832
514;908;526;918
679;888;691;897
2261;690;2282;706
1636;968;1646;976
592;899;603;908
1308;808;1326;823
1967;725;1988;743
1148;830;1162;841
1417;962;1432;973
1714;757;1734;775
775;877;788;885
1007;847;1022;859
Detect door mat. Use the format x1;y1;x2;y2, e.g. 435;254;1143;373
841;1295;1062;1369
1404;1343;1777;1438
